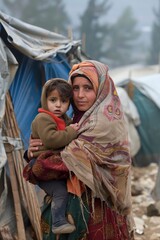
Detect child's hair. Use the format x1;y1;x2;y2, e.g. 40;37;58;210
45;78;73;101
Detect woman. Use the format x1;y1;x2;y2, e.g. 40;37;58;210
26;60;135;240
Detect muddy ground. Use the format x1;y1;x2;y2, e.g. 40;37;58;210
131;163;160;240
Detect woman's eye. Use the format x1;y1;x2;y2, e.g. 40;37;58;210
85;86;89;90
84;85;92;90
73;86;79;91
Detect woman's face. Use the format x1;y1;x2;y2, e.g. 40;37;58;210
72;76;97;111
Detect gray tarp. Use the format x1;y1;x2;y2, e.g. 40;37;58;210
0;11;81;238
0;10;80;168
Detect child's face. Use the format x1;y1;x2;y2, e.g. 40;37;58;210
47;89;70;117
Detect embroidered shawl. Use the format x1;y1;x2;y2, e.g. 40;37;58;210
61;60;132;219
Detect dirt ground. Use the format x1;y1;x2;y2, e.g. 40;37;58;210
131;163;160;240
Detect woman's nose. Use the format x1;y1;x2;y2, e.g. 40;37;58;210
78;88;84;97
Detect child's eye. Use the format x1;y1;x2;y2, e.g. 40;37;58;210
62;99;68;103
50;98;56;102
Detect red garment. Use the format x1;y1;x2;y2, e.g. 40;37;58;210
87;198;131;240
23;108;69;183
38;108;66;130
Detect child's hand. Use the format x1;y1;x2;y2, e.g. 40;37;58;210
70;123;79;131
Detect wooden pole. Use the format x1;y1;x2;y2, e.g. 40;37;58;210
4;98;26;240
4;92;42;240
82;33;86;52
158;52;160;72
67;26;73;41
7;151;26;240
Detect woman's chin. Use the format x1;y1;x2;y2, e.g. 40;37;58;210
77;106;87;111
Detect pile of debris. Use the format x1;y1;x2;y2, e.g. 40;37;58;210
131;163;160;240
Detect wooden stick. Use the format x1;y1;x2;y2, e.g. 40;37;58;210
7;94;42;240
4;92;42;240
7;150;26;240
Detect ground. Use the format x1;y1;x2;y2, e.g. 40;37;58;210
131;163;160;240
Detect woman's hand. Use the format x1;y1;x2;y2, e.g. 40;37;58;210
27;137;43;159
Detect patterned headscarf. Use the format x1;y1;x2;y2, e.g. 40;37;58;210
69;62;99;94
62;60;133;233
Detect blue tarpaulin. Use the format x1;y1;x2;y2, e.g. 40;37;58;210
0;11;81;238
9;54;71;149
133;88;160;166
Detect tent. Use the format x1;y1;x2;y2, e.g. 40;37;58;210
0;11;82;239
110;65;160;167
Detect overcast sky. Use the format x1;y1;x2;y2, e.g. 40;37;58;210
65;0;158;32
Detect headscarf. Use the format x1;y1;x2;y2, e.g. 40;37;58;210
40;78;69;111
69;62;99;123
39;78;71;128
62;60;133;232
69;62;99;94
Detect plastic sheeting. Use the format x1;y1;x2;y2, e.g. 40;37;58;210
116;87;141;157
133;88;160;166
0;11;81;237
132;74;160;109
110;64;160;87
0;168;17;235
9;54;71;150
0;10;80;154
0;11;80;61
111;65;160;167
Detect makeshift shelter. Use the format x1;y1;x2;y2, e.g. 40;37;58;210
116;86;141;158
0;11;82;239
110;65;160;167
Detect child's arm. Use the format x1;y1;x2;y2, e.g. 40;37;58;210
32;113;78;150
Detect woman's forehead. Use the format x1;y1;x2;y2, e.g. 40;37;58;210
72;76;92;85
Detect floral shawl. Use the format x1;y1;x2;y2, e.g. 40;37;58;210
61;60;134;232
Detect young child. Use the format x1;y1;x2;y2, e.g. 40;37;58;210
23;78;79;234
